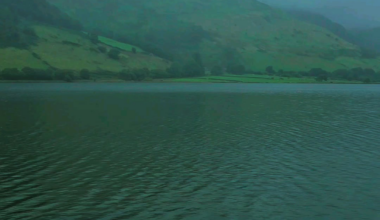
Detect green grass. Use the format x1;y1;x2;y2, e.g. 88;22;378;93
98;36;144;53
166;74;363;84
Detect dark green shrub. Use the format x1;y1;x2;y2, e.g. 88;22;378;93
54;69;75;81
211;65;223;76
31;52;41;60
226;63;245;75
88;33;99;44
150;69;169;79
266;66;275;74
332;69;350;79
108;48;121;60
133;68;149;81
98;46;107;53
119;69;136;81
22;27;37;37
167;62;183;78
132;47;137;54
22;67;52;80
309;68;327;77
183;60;205;77
62;40;81;47
0;68;24;80
64;74;73;82
80;69;91;79
362;78;372;84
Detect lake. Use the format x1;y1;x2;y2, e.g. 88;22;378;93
1;83;380;220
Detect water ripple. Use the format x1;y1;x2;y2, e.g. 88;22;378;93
1;84;380;219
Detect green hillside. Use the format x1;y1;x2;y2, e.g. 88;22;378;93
0;0;169;81
49;0;380;72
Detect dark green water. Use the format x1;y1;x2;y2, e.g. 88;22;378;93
1;83;380;220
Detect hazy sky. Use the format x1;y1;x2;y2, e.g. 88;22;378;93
259;0;380;9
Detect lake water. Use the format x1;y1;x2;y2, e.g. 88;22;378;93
1;83;380;220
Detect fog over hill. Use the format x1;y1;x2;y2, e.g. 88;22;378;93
259;0;380;28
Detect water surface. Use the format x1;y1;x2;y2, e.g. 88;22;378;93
1;83;380;220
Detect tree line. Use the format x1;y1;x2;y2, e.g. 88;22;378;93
2;64;380;83
260;66;380;83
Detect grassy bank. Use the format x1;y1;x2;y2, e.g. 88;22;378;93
165;74;363;84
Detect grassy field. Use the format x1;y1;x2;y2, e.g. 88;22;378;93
98;36;144;53
166;74;363;84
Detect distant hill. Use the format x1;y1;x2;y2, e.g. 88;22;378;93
287;10;356;44
313;6;380;29
351;27;380;53
258;0;380;29
287;10;380;56
0;0;169;77
48;0;380;72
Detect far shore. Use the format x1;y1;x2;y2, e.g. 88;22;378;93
0;79;374;85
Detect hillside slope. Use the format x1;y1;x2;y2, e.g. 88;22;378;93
0;0;169;75
287;10;380;56
351;28;380;53
0;26;169;72
49;0;380;71
287;10;356;44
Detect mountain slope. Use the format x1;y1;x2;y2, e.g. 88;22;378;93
287;10;380;56
49;0;380;71
0;0;169;74
351;28;380;53
287;10;356;44
258;0;380;29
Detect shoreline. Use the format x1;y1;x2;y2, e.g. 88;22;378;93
0;80;374;85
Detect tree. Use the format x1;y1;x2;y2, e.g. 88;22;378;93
167;62;183;78
309;68;329;81
150;69;169;79
119;69;136;81
183;59;205;77
226;63;245;75
97;46;107;53
332;69;349;80
315;75;328;82
192;52;204;69
64;74;73;82
211;65;223;76
350;67;364;81
0;68;24;80
88;33;99;44
108;48;121;60
363;78;371;84
80;69;91;79
266;66;275;75
134;68;149;81
54;69;75;81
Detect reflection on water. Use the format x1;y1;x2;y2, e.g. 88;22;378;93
1;84;380;219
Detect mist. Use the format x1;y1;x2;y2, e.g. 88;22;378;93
259;0;380;28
